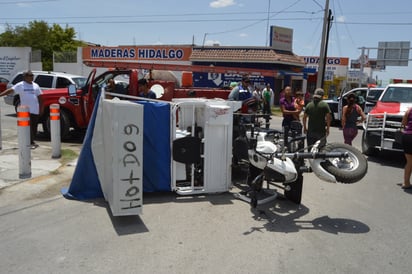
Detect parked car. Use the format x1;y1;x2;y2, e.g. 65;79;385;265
3;71;87;111
325;87;384;125
0;76;9;92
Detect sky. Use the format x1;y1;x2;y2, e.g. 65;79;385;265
1;0;412;85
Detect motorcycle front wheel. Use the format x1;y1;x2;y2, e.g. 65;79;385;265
320;143;368;184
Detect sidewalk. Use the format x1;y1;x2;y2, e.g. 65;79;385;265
0;139;76;190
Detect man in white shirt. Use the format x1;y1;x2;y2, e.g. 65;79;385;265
262;83;274;114
0;70;43;149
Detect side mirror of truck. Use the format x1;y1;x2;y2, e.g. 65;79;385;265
68;84;76;97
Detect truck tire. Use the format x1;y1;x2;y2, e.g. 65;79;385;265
42;109;71;140
320;143;368;184
361;131;377;156
284;174;303;204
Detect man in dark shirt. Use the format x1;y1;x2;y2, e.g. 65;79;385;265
303;88;331;148
138;78;156;99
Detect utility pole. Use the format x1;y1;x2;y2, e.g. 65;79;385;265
316;0;330;89
358;47;366;87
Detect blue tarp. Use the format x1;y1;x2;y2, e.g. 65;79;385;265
61;94;104;200
136;101;171;192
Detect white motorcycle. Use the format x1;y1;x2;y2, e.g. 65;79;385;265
232;116;368;207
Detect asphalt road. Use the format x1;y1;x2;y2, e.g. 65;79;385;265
0;102;411;274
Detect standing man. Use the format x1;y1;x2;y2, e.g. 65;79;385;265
228;75;252;101
303;88;331;148
0;70;42;149
262;83;273;115
138;78;156;99
228;75;253;113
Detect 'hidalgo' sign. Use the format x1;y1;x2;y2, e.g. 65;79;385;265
82;46;192;62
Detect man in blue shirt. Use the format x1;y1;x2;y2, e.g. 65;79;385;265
138;78;156;99
228;75;252;101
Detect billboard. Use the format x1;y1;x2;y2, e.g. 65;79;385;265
377;41;410;67
0;47;32;80
270;26;293;52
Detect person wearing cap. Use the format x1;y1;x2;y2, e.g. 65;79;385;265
303;88;331;148
0;70;42;149
228;76;252;102
229;82;238;89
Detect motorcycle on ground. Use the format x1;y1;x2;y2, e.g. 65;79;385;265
231;114;368;207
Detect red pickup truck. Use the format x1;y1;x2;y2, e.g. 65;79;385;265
38;68;231;139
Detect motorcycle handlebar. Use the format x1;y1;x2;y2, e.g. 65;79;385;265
278;151;349;160
255;150;349;161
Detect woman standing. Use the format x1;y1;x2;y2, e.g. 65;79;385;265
280;86;301;147
279;86;301;128
341;93;366;145
401;107;412;189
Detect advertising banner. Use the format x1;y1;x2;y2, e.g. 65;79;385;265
82;45;193;62
0;47;31;80
270;26;293;52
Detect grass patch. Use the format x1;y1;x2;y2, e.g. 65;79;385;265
60;149;78;164
271;106;282;116
49;149;78;175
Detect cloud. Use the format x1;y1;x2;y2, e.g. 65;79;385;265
336;16;345;23
17;3;31;8
204;40;221;46
209;0;236;8
239;33;248;38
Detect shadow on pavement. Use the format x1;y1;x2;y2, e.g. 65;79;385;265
243;197;370;235
366;150;405;168
142;191;236;206
36;129;86;144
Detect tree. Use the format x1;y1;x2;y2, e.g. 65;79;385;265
0;20;85;71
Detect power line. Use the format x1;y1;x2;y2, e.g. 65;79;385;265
334;0;357;52
335;21;412;25
331;0;341;56
0;17;323;25
0;0;56;4
0;10;323;21
202;0;305;38
1;16;410;27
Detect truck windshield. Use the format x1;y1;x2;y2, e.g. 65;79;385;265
366;89;384;102
381;87;412;103
72;77;87;89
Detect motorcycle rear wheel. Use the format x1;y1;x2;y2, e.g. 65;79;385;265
320;143;368;184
